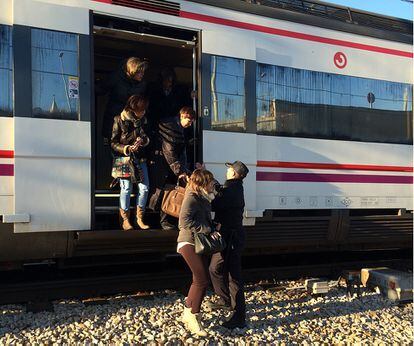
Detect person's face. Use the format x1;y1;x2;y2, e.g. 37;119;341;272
206;180;215;193
180;115;193;128
132;69;145;82
226;167;237;180
134;109;146;119
162;77;173;92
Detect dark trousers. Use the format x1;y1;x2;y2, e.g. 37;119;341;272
179;244;209;313
209;246;246;320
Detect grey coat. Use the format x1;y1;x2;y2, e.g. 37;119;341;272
177;189;213;244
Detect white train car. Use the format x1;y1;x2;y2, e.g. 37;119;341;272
0;0;412;267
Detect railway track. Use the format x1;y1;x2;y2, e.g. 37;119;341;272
0;249;411;306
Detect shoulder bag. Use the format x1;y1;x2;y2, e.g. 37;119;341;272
194;231;226;255
111;156;134;179
161;182;186;218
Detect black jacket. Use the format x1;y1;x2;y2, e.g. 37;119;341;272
158;117;190;177
178;189;214;244
102;61;147;138
148;83;191;129
212;179;245;247
110;111;150;160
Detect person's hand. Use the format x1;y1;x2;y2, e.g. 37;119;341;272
212;180;222;196
179;173;189;183
210;231;221;240
195;162;205;170
129;144;139;152
130;138;143;152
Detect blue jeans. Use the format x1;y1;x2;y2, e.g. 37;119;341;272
119;161;149;211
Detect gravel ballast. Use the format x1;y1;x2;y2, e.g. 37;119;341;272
1;281;412;344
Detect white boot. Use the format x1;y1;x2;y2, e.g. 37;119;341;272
182;308;207;337
182;306;192;324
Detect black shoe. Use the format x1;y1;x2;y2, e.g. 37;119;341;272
222;314;246;329
160;221;177;231
205;298;232;311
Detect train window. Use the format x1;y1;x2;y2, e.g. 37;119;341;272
31;29;80;120
256;63;413;144
211;56;246;131
0;25;12;116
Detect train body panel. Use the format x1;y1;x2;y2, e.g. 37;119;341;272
6;0;89;35
5;0;410;82
0;118;14;217
0;0;411;264
13;118;91;233
204;131;413;217
181;1;412;83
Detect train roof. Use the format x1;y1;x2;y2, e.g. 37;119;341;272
189;0;413;44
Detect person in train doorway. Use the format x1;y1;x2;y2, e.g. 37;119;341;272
208;161;249;329
102;57;149;141
110;95;151;231
147;67;196;169
150;106;196;231
178;169;222;336
148;67;193;129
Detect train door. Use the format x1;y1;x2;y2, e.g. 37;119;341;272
92;15;200;230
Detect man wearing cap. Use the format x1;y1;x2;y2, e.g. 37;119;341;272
209;160;249;329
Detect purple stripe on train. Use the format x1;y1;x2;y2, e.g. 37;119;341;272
0;164;14;176
256;171;413;184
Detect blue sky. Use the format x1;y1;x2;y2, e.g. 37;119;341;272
325;0;413;20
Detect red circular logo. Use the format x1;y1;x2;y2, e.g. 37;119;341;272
334;52;347;69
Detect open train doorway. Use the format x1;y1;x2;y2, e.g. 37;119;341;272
92;15;199;230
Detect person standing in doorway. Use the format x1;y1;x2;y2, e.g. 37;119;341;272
209;161;249;329
151;107;196;230
110;95;151;231
103;57;149;141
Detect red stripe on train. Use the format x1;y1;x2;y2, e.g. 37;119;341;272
0;150;14;159
91;2;412;58
256;171;413;184
257;161;413;172
0;164;13;176
180;11;413;59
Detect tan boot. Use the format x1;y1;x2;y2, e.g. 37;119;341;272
183;308;207;337
136;207;150;229
119;208;133;231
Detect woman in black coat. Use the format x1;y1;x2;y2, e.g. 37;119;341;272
111;95;151;231
103;57;149;140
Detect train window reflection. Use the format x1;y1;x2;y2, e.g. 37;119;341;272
31;29;79;120
211;56;246;131
0;25;12;116
256;63;413;144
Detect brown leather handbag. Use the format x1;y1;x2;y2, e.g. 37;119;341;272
161;183;186;218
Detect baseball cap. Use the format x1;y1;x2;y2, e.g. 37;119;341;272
225;161;249;178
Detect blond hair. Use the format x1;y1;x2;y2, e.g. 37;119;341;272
126;57;149;78
187;169;214;195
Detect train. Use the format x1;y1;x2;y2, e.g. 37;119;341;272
0;0;412;269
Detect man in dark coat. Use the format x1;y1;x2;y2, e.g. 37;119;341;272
148;67;192;130
151;107;195;230
102;57;149;140
209;161;249;329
